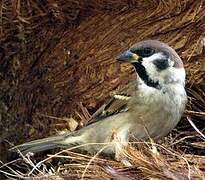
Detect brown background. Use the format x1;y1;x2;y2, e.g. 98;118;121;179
0;0;205;164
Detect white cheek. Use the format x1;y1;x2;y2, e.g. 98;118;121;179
141;53;186;85
142;60;157;76
168;67;186;85
143;53;165;62
169;59;174;67
142;53;165;82
142;60;185;85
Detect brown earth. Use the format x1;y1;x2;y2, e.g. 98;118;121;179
0;1;205;178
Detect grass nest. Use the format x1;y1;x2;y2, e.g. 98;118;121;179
0;0;205;179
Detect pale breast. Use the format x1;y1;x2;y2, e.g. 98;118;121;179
128;84;186;139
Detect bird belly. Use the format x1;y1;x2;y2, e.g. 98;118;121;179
129;91;183;139
76;113;132;155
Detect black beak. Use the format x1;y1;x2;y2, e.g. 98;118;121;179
116;50;140;63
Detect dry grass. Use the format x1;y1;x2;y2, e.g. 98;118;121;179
0;0;205;179
1;124;205;179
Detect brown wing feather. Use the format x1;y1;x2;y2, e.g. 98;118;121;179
86;81;137;125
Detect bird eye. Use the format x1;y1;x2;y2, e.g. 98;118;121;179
141;48;154;57
130;47;155;57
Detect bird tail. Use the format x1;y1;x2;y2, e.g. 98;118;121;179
10;132;81;155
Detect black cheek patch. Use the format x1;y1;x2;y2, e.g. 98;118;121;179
153;58;169;71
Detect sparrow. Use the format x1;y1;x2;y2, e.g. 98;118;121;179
11;40;187;158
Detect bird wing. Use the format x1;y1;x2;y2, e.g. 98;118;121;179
86;81;137;125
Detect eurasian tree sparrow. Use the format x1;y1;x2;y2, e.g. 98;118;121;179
11;40;187;158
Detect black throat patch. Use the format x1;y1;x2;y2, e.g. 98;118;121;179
133;62;162;90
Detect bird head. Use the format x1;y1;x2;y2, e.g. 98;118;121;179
116;40;185;89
